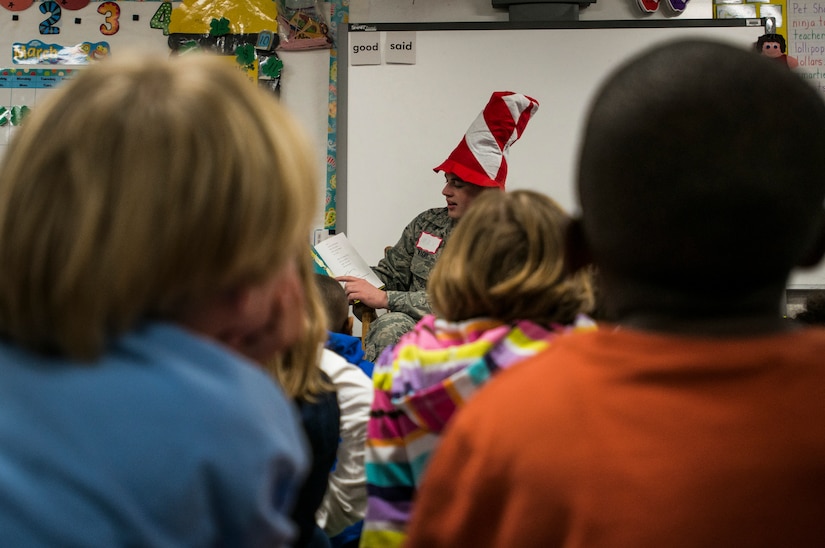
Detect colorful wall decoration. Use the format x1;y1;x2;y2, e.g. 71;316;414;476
2;0;343;233
324;0;348;231
1;2;177;159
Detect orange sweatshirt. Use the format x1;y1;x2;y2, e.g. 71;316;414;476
406;326;825;547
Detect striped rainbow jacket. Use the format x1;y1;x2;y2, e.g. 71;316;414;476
360;313;596;547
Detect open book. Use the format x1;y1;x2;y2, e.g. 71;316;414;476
312;232;385;289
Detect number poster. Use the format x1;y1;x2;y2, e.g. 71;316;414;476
0;1;177;159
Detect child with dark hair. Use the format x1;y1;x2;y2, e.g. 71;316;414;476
313;273;374;547
407;39;825;547
315;273;352;335
315;273;373;377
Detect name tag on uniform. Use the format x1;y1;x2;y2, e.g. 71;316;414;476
416;232;442;254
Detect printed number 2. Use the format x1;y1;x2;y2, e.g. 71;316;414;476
39;1;61;35
98;1;120;36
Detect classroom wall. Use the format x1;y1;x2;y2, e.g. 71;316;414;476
7;0;821;288
0;2;333;230
349;0;825;289
0;0;717;232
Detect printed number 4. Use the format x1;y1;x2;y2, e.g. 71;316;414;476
98;1;120;36
150;2;173;36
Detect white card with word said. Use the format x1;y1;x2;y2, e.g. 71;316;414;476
385;32;416;65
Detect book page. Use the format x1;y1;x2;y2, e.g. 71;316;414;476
313;233;385;288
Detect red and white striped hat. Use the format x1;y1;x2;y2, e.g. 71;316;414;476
433;91;539;189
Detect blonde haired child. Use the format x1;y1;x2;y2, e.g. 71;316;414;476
361;189;594;546
265;251;340;548
428;190;593;325
269;263;375;547
0;52;317;545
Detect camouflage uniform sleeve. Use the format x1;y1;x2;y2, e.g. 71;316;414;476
371;209;450;321
371;224;415;292
372;225;431;320
385;290;430;322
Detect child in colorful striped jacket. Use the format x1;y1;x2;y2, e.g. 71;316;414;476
360;189;596;547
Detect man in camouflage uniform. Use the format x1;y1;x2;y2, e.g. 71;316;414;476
338;92;540;363
364;207;451;362
340;173;489;362
364;176;486;361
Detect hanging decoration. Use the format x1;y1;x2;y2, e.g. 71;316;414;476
12;39;110;64
276;0;332;51
167;0;283;93
636;0;690;13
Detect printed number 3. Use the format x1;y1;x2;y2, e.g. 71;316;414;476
39;1;61;35
98;1;120;36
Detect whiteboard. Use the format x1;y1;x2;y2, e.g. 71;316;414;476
338;19;788;275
